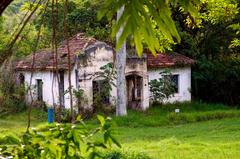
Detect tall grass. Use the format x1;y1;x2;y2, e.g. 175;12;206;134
111;102;240;127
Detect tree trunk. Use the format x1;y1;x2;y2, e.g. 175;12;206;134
0;0;13;15
116;7;127;116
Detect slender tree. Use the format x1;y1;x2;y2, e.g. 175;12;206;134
63;0;74;122
116;6;127;116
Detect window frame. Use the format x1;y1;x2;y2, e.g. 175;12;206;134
36;79;43;101
163;74;179;94
171;74;179;94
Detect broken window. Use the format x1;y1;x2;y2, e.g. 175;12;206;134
164;74;179;93
93;80;110;104
171;75;179;93
36;79;43;101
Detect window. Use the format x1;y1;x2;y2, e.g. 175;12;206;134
170;75;179;93
59;71;65;107
36;79;43;101
75;69;79;88
164;74;179;93
93;80;110;104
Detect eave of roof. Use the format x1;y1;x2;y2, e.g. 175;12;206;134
147;52;195;68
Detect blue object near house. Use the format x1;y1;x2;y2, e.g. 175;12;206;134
48;108;54;123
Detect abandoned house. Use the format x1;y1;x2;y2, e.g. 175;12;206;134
15;33;195;110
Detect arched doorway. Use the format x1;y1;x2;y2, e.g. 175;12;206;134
126;74;143;109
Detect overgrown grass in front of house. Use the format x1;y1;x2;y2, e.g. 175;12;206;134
0;108;47;134
110;102;240;127
115;118;240;159
1;102;240;158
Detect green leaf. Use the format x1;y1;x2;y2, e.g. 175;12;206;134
98;0;199;56
110;134;121;148
97;115;105;126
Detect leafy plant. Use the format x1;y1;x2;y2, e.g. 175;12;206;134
93;63;116;114
149;70;176;104
73;88;85;111
98;0;199;56
0;115;121;159
0;61;26;115
73;88;94;120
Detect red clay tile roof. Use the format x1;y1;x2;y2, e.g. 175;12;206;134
15;33;97;71
147;52;195;68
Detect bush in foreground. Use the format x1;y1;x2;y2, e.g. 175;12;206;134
0;115;120;159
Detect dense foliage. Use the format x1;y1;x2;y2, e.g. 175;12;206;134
0;115;121;159
0;61;26;115
98;0;199;56
173;0;240;105
0;0;111;61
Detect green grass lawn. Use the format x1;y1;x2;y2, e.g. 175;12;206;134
1;102;240;158
0;109;47;134
116;118;240;158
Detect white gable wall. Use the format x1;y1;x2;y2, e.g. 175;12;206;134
63;64;78;109
20;71;59;106
148;66;192;103
78;46;116;107
18;64;78;109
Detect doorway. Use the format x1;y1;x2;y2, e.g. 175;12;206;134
126;74;143;109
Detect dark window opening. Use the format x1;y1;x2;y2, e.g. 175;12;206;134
59;71;65;107
93;80;110;105
19;73;25;85
36;79;43;101
75;69;79;88
171;75;179;93
164;74;179;93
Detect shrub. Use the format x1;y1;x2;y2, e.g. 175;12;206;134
0;115;121;159
0;61;26;116
93;63;116;114
149;70;176;104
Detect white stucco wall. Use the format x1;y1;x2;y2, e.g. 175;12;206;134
148;67;192;103
18;65;78;109
78;46;116;108
63;64;79;109
18;46;192;110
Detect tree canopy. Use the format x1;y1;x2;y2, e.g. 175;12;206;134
98;0;200;56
